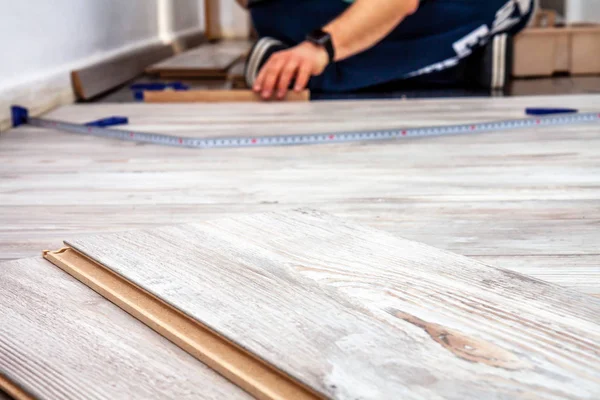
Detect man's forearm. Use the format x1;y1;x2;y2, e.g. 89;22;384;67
251;0;420;99
324;0;419;61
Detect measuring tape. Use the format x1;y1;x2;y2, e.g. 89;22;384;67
12;105;600;149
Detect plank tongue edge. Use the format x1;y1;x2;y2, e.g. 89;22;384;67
43;247;323;400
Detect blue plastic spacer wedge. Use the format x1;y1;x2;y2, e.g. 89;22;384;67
130;82;189;91
130;82;189;102
84;116;129;127
526;107;578;116
11;105;29;127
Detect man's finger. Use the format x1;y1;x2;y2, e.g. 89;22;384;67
294;62;312;92
253;60;269;91
277;60;299;99
261;60;285;99
254;54;283;92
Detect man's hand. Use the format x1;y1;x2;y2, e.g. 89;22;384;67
253;41;329;99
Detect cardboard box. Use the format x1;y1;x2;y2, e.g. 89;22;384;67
513;25;600;77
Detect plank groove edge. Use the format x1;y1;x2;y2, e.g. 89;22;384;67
142;89;310;103
0;374;34;400
43;247;322;400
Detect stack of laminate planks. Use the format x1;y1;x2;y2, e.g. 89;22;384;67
2;210;594;399
146;40;252;79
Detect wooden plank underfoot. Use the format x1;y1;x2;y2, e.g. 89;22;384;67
43;247;320;400
141;89;310;103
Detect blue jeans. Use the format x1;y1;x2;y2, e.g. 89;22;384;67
250;0;534;91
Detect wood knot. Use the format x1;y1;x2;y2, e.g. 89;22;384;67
391;310;529;370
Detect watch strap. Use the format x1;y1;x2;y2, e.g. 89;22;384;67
306;29;335;64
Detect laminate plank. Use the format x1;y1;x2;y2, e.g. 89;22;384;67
146;40;251;78
62;209;600;400
0;257;251;400
474;254;600;297
43;247;320;400
1;95;599;294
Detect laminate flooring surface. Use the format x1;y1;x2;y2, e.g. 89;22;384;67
1;95;599;295
65;209;600;400
0;257;250;400
146;40;251;76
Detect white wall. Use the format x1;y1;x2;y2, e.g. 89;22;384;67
0;0;202;130
217;0;251;38
566;0;600;23
160;0;203;41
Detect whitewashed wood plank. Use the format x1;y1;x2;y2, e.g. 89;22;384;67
474;254;600;297
0;257;251;400
1;95;599;294
146;40;251;76
66;209;600;400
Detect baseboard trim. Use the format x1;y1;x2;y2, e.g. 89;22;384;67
71;44;174;100
169;28;208;53
0;30;205;132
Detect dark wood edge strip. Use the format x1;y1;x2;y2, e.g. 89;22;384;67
0;374;35;400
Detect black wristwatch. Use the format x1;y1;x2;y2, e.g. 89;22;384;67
306;29;335;64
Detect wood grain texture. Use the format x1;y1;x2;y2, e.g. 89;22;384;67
146;40;251;78
0;257;251;400
142;89;309;103
1;95;599;295
72;44;174;100
65;209;600;400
